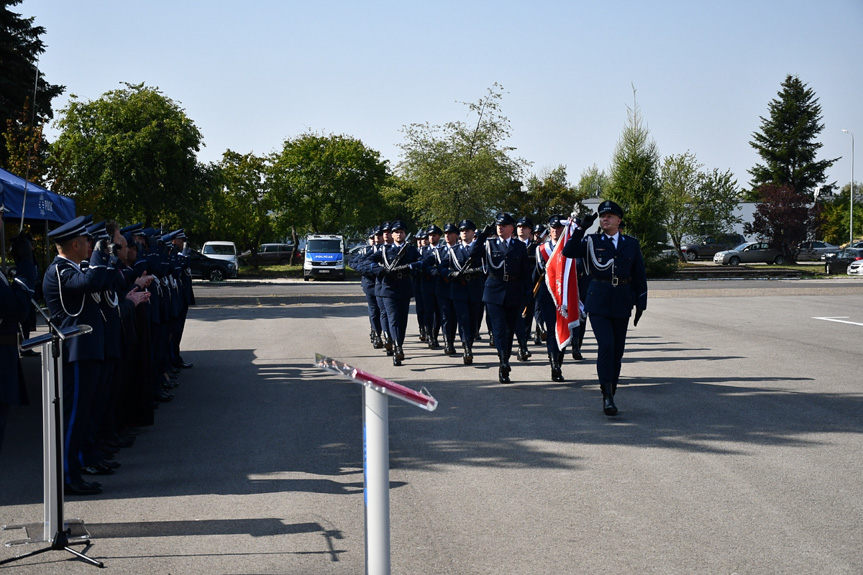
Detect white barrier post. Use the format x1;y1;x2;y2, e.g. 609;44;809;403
315;354;437;575
363;385;390;575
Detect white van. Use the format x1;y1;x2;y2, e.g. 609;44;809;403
201;241;239;278
303;234;345;280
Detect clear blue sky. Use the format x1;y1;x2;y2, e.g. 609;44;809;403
23;0;863;193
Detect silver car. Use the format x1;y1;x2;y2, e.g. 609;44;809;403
713;242;786;266
796;240;839;261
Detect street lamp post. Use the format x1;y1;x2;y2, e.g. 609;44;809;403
843;129;854;244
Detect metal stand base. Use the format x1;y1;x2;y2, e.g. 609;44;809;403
3;519;90;547
0;524;103;568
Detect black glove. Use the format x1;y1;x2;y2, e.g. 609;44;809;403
480;223;495;238
10;232;34;262
110;243;123;255
581;211;598;230
633;308;643;327
94;239;111;255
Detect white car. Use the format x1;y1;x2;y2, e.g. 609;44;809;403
201;241;239;278
847;259;863;276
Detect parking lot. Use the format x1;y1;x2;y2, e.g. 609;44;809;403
1;278;862;574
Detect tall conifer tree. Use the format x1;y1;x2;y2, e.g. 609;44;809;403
748;75;837;199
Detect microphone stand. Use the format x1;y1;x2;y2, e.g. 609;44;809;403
0;298;104;568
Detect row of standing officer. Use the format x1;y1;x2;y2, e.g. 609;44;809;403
38;215;195;495
350;201;647;416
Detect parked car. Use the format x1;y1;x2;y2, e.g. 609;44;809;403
824;248;863;275
682;234;746;261
187;249;235;281
796;240;839;261
847;258;863;276
713;242;786;265
239;243;296;266
201;241;239;278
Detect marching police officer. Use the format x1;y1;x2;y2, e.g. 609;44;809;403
534;214;569;382
481;213;532;383
364;220;420;366
419;225;443;349
441;220;487;364
563;200;648;415
431;223;460;355
350;228;384;349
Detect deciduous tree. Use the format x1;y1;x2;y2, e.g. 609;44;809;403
744;183;811;259
398;83;529;226
268;132;389;237
49;83;205;227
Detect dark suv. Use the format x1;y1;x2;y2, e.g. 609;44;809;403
239;243;296;266
682;234;746;261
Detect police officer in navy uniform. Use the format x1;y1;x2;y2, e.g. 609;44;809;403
531;223;547;345
431;223;459;355
0;211;37;453
42;215;113;494
514;216;536;362
364;220;420;366
481;212;532;383
534;214;569;382
412;229;429;342
563;200;647;415
441;219;487;364
349;227;385;349
419;225;443;349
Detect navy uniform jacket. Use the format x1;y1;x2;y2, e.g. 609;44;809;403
481;237;532;307
562;231;647;318
42;250;110;362
441;242;485;302
365;243;420;300
348;245;377;296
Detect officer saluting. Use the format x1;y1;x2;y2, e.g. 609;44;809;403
42;215;113;494
563;200;647;416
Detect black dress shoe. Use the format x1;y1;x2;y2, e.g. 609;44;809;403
572;350;584;360
372;334;383;349
81;464;115;476
392;355;402;366
551;365;564;382
175;359;193;369
65;481;103;496
603;396;618;416
462;348;473;365
517;347;529;362
444;344;456;355
498;365;511;384
97;459;121;469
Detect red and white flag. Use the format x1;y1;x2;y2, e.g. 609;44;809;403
543;220;580;350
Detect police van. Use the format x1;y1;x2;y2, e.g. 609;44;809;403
303;234;345;280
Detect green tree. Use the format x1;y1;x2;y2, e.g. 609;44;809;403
198;151;274;261
507;165;583;224
398;83;529;226
3;98;48;182
574;164;608;200
606;89;667;261
748;74;838;200
269;132;389;237
660;152;741;261
817;184;863;245
0;0;64;169
48;83;205;226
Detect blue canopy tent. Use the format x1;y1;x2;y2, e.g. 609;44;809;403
1;167;77;273
0;167;76;224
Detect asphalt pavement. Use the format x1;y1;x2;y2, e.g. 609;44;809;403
1;277;862;574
